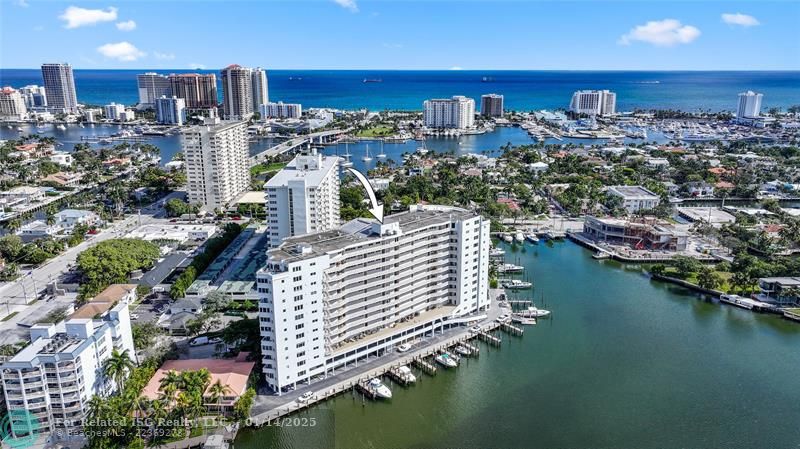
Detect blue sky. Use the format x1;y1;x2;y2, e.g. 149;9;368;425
1;1;798;70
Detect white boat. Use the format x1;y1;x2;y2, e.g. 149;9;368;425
376;141;387;159
362;144;372;162
416;141;429;155
16;126;22;132
454;345;471;356
502;279;533;290
515;306;550;318
525;233;539;243
340;142;354;168
501;234;513;243
56;124;66;130
514;232;525;242
368;378;392;399
489;248;506;257
397;365;417;383
511;316;537;325
719;294;755;310
434;353;458;368
497;263;524;273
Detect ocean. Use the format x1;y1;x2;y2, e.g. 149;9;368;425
1;69;799;112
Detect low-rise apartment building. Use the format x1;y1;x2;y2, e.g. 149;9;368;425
583;216;687;251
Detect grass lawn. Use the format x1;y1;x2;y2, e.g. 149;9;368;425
355;124;394;137
250;162;287;176
662;267;735;292
1;312;18;322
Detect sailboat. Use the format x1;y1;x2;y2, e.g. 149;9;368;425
362;144;373;162
416;139;429;155
340;142;353;168
377;140;387;159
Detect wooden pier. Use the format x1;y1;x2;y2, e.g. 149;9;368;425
501;322;524;336
477;331;502;346
412;357;437;375
462;341;480;355
355;380;381;399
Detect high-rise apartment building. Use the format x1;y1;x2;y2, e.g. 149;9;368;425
264;149;340;248
257;205;490;393
569;90;616;116
103;103;125;121
260;102;302;119
423;96;476;129
136;72;172;108
737;91;763;119
182;119;249;210
168;73;218;111
221;65;269;120
19;85;47;108
0;292;134;438
0;87;28;119
41;63;78;113
155;95;186;125
480;94;504;117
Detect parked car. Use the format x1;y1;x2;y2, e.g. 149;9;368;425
190;336;209;346
297;392;314;403
396;343;411;353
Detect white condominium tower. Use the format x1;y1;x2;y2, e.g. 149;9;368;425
737;91;763;119
221;65;269;120
40;63;78;113
136;72;172;108
260;101;302;119
257;205;490;393
155;95;187;125
423;96;476;129
569;90;616;116
0;87;28;119
264;149;341;248
480;94;504;117
0;299;134;438
182;119;250;210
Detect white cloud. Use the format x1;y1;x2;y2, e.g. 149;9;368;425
188;63;207;70
116;20;137;31
60;6;118;29
449;66;463;71
154;52;176;61
619;19;700;47
722;13;760;27
333;0;358;12
97;42;146;62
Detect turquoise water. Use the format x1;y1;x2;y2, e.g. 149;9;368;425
235;241;800;449
2;70;798;112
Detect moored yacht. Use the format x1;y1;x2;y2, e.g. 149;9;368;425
369;378;392;399
435;352;458;368
525;233;539;243
396;366;417;383
502;279;533;289
496;263;524;273
362;144;372;162
514;232;525;242
515;306;550;318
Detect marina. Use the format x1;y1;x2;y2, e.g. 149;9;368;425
236;241;800;449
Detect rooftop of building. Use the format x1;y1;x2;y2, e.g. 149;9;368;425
264;153;341;188
93;284;137;303
607;185;660;199
142;353;255;400
266;205;476;264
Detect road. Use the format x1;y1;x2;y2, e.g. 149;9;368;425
0;192;183;345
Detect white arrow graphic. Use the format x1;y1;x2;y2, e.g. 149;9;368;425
346;167;384;223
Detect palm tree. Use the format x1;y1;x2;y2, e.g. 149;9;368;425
86;395;110;421
102;349;135;393
159;369;182;406
207;380;232;415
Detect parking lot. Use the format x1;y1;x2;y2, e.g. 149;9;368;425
130;295;171;324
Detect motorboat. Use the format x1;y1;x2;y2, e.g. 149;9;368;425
56;124;67;130
511;316;537;325
489;247;506;257
515;306;550;318
368;378;392;399
434;352;458;368
719;294;755;310
502;279;533;289
525;233;539;243
496;263;524;273
454;345;471;356
501;233;513;243
514;232;525;242
396;366;416;383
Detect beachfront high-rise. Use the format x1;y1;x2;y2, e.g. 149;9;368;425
737;91;763;119
423;96;476;129
264;149;340;248
257;205;491;393
0;87;28;120
182;118;249;210
569;90;616;116
155;95;187;125
480;94;504;117
40;63;78;113
136;72;172;109
19;85;47;109
169;73;218;112
260;101;302;119
221;65;269;120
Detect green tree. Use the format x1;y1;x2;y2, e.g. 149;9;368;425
697;266;722;290
103;349;135;392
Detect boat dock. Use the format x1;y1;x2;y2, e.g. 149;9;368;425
411;358;437;375
355;380;383;399
477;331;502;346
500;322;524;336
387;366;417;385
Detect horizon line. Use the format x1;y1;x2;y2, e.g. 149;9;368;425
2;68;800;73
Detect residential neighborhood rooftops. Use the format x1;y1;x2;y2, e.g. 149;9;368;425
142;353;255;400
